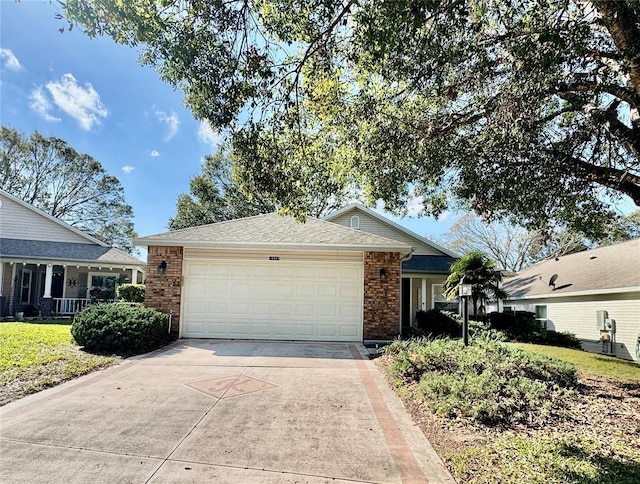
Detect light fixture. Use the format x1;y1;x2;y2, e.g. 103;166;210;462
379;268;387;282
157;260;167;274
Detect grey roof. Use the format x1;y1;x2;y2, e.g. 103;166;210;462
503;238;640;299
135;213;413;254
402;255;457;274
0;238;144;266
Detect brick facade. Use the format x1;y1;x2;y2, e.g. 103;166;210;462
363;251;401;340
145;246;183;334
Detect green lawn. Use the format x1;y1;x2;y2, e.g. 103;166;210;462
509;343;640;383
0;322;120;405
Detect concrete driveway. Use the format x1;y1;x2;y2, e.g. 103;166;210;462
0;340;453;483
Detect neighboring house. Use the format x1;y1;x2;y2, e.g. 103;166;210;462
136;206;457;343
501;239;640;362
0;189;145;318
324;204;459;330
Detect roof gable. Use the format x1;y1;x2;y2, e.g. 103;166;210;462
324;203;458;258
0;189;107;246
135;212;412;255
503;239;640;299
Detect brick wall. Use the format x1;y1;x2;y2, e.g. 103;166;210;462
363;252;401;340
145;246;183;334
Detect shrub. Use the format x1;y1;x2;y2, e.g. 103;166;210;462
71;303;170;355
488;311;582;349
384;338;577;427
416;309;461;338
116;284;145;303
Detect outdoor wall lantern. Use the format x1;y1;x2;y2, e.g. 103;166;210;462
157;260;167;274
379;268;387;282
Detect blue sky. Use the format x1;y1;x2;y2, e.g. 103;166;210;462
1;0;457;250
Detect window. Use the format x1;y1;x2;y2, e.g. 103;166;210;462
89;273;117;300
20;269;33;304
432;283;459;313
503;306;512;312
535;305;548;329
350;215;360;229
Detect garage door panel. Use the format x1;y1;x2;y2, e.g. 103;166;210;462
182;258;363;341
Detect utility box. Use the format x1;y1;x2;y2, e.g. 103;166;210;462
605;318;616;332
596;310;608;331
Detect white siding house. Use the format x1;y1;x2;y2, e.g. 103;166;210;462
0;189;145;318
502;239;640;362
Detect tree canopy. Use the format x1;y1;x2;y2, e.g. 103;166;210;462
0;126;137;253
62;0;640;235
168;149;351;230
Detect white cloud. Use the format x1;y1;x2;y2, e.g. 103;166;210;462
29;87;61;122
122;165;135;174
30;74;108;129
197;119;221;149
0;48;23;71
155;110;179;140
405;195;425;217
150;150;160;157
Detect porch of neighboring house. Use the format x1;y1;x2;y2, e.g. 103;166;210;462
0;261;144;319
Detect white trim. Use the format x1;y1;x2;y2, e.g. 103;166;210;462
505;285;640;301
323;203;459;258
134;239;412;255
0;189;108;247
0;257;144;272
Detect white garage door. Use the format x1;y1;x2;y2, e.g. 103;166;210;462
181;252;363;341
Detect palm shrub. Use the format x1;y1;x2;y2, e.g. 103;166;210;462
385;338;577;427
72;303;170;355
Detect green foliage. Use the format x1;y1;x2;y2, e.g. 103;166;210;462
168;151;277;230
71;303;170;355
0;126;137;253
489;312;583;349
62;0;640;233
415;309;461;339
444;251;504;315
115;284;145;303
385;338;577;426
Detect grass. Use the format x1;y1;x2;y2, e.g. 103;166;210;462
0;321;120;405
509;343;640;383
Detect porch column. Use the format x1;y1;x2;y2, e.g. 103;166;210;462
41;264;54;318
9;263;17;315
131;269;138;284
0;261;3;297
421;278;427;311
44;264;53;298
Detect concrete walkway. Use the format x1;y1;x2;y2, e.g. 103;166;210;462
0;340;454;483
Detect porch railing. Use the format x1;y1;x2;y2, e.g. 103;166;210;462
53;298;92;315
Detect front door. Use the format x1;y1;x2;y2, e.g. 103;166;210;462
52;269;64;298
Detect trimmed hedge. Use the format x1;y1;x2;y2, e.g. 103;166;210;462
116;284;145;303
488;312;583;349
415;309;461;338
71;303;170;355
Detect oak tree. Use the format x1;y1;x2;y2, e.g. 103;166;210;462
62;1;640;234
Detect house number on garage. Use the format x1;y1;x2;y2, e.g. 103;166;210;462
269;256;280;261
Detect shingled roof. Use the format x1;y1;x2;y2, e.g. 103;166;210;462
0;239;144;266
503;238;640;299
135;213;413;255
